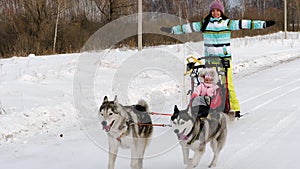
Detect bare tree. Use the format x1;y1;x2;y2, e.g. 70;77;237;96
93;0;137;22
53;0;69;53
0;0;292;58
288;0;299;31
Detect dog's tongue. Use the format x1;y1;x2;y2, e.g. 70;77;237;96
102;125;110;132
179;133;189;141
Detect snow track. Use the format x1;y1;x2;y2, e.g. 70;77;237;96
1;32;300;169
219;59;300;169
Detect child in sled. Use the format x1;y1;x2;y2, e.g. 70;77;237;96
161;0;275;118
191;68;219;118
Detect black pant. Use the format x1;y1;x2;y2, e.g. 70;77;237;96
192;105;210;118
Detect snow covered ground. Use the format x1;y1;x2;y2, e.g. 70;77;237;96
0;31;300;169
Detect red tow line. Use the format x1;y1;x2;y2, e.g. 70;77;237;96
134;112;173;127
149;112;172;116
137;123;172;127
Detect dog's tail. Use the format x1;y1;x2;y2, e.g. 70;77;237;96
137;99;150;112
222;112;235;126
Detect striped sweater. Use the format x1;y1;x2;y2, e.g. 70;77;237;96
171;17;266;57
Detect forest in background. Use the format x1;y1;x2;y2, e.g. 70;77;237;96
0;0;299;58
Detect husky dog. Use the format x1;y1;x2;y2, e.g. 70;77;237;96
99;96;153;169
171;105;227;169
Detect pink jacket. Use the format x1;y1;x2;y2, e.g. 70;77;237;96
191;82;218;98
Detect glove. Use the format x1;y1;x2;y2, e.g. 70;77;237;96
191;93;198;99
160;27;172;33
265;20;275;28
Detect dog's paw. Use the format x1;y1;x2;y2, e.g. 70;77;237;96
184;158;192;165
185;165;194;169
208;162;216;168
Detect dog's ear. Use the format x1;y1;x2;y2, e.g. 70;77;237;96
171;105;180;121
187;106;192;117
103;96;108;102
174;105;179;113
114;95;118;104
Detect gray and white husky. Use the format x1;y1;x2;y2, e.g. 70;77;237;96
171;105;227;169
99;96;153;169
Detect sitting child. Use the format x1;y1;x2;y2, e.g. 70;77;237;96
191;68;219;118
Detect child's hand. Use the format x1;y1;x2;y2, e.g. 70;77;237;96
191;93;198;99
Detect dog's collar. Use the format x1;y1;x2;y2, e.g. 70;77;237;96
186;126;195;138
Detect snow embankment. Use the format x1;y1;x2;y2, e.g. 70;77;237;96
0;55;79;145
231;32;300;77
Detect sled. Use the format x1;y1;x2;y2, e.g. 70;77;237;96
184;55;231;113
139;55;232;127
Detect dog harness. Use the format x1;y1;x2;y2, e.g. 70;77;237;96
187;120;204;145
187;116;222;145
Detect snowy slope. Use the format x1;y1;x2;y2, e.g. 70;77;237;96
0;32;300;169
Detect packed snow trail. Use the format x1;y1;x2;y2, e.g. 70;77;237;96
216;58;300;169
1;58;300;169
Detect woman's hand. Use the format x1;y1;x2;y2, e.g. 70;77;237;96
265;20;275;28
160;27;172;33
